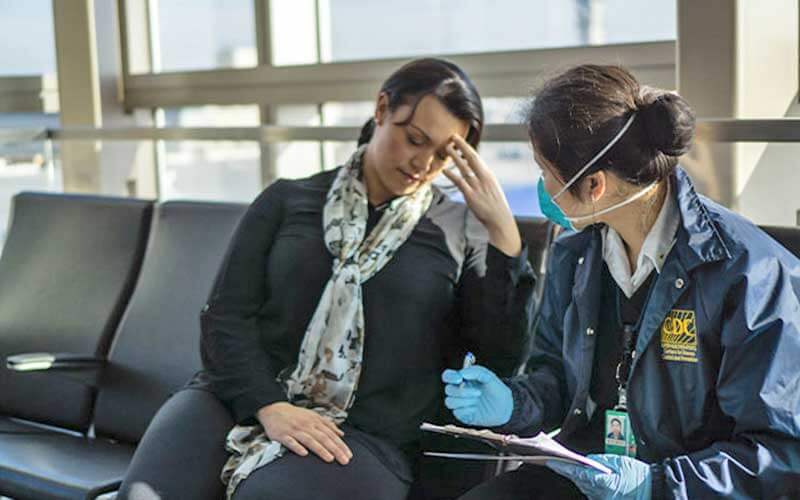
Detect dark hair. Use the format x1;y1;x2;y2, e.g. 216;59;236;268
526;65;696;195
357;58;484;148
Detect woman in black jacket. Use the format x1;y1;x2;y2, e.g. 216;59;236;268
122;58;535;500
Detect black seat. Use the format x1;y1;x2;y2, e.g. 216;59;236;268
0;201;246;500
760;225;800;259
0;432;135;500
92;202;246;444
0;192;152;432
516;216;558;300
516;216;557;271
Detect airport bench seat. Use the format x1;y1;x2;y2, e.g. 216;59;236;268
0;199;245;500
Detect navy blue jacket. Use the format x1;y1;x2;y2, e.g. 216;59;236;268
502;168;800;499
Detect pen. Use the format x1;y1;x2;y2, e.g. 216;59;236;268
462;351;476;370
460;352;476;388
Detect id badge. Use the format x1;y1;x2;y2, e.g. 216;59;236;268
604;409;637;457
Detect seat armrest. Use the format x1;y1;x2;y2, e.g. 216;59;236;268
6;352;106;387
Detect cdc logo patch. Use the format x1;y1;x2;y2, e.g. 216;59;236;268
660;309;698;363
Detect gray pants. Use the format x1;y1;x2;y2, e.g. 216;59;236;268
232;429;410;500
118;389;233;500
118;388;411;500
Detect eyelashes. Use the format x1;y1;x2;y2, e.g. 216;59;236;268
407;134;450;162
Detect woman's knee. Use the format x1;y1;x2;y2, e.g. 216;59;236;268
231;444;409;500
120;388;234;500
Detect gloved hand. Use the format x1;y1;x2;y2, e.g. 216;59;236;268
546;454;652;500
441;365;513;427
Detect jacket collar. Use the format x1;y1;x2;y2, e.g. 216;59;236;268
553;167;731;271
671;167;732;270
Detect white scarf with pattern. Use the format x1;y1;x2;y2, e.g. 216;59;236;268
222;145;433;498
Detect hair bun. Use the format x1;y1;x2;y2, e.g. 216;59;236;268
639;91;696;157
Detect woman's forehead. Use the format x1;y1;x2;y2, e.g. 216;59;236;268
395;95;469;144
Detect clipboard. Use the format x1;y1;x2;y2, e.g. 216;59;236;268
420;422;612;474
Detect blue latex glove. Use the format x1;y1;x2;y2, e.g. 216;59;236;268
547;454;652;500
441;365;513;427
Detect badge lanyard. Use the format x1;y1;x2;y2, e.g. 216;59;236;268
615;323;637;412
605;280;655;458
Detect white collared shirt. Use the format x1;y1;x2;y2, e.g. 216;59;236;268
602;182;679;298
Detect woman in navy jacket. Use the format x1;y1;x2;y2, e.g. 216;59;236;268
442;65;800;499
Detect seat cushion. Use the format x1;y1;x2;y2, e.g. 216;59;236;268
0;432;134;500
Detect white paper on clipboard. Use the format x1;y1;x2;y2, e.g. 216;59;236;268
421;422;612;474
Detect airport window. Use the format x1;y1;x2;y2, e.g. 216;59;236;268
159;140;262;202
0;0;57;76
152;0;257;73
161;105;261;127
317;0;676;63
158;105;261;201
481;98;541;216
272;105;324;179
319;101;369;172
269;0;321;66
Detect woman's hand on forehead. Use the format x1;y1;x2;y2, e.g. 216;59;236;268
442;135;522;257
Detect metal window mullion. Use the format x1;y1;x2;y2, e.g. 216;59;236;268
313;0;326;172
148;0;164;195
255;0;278;186
317;102;327;171
118;0;162;197
146;0;162;73
151;108;165;199
116;0;131;104
146;0;163;197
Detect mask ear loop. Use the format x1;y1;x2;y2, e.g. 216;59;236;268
567;181;658;224
638;179;666;232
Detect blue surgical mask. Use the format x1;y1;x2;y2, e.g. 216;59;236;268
537;113;653;231
537;178;574;230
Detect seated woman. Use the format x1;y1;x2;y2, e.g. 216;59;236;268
442;65;800;499
121;58;535;500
